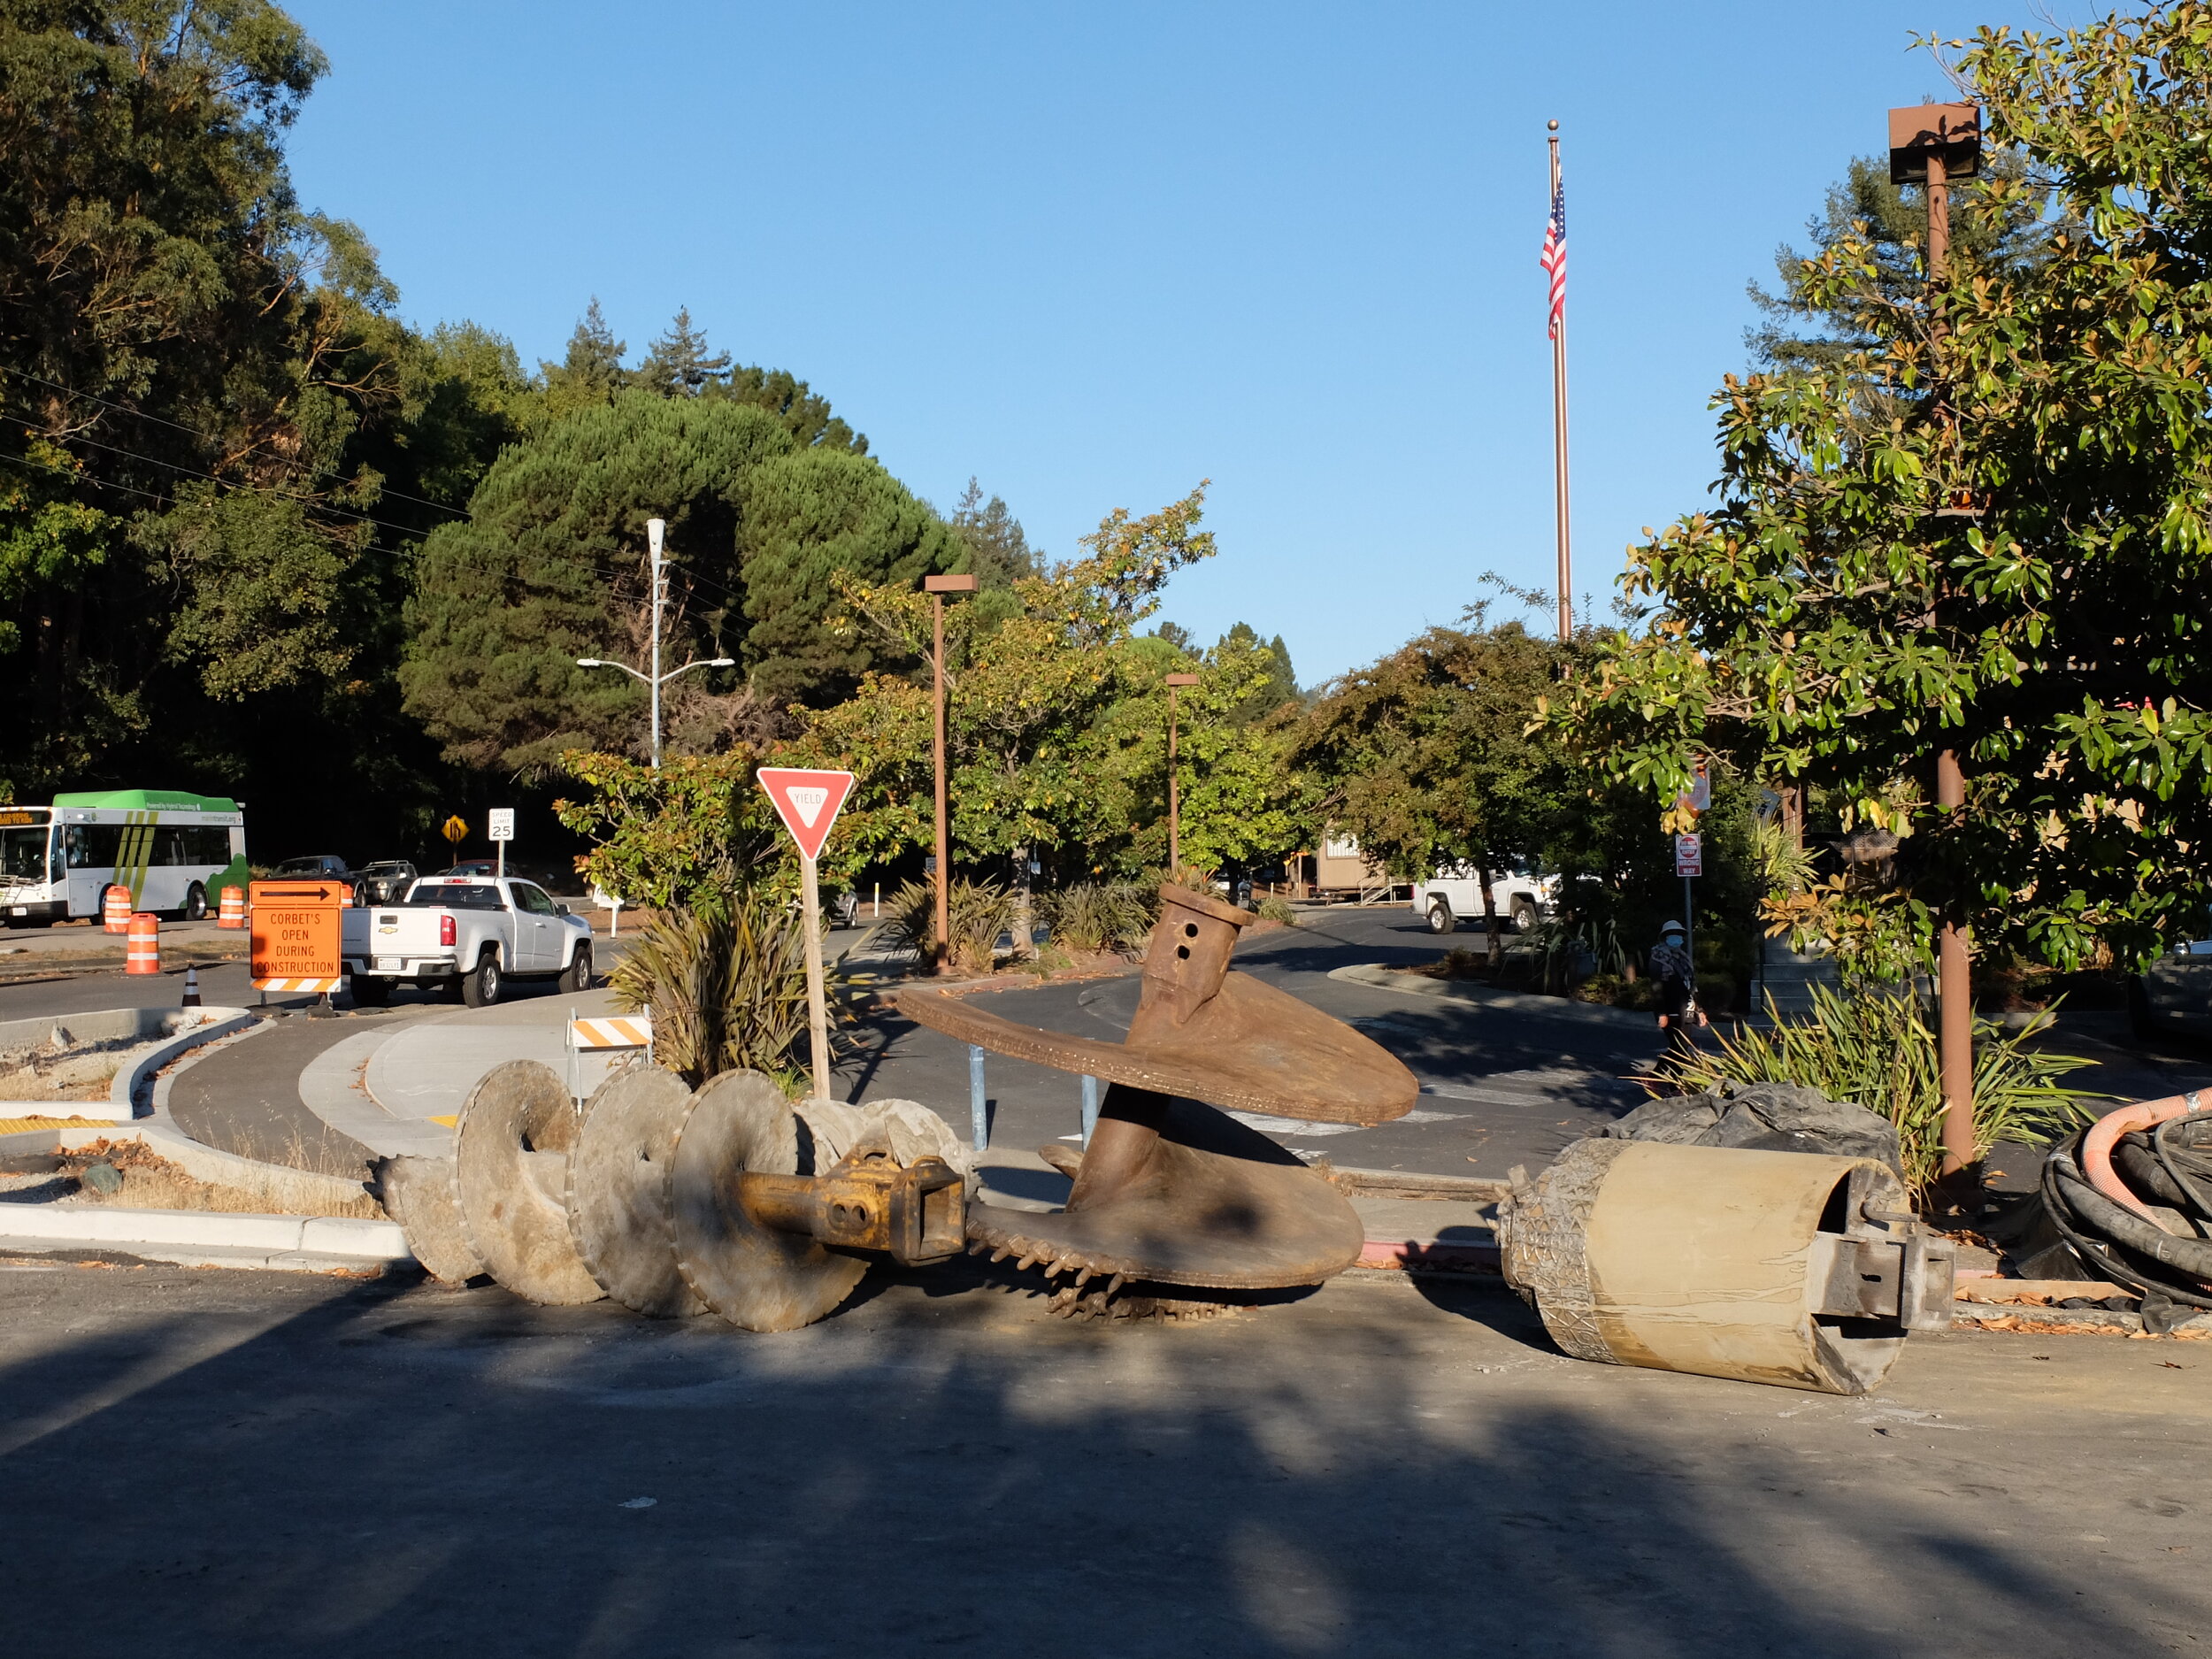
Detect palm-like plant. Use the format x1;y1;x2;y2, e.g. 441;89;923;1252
608;892;817;1087
1667;982;2101;1200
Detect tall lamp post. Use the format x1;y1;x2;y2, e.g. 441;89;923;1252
1890;101;1983;1183
924;572;978;972
1164;672;1200;875
576;518;734;767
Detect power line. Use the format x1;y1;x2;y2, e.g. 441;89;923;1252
4;366;471;519
0;446;422;568
4;409;441;541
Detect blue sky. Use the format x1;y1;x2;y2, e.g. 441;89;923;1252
280;1;2069;686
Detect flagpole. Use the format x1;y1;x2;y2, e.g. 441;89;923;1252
1548;119;1572;641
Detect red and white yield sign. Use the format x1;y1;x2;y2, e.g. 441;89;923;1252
757;767;855;863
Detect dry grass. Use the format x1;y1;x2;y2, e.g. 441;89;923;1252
0;1046;124;1102
57;1140;385;1219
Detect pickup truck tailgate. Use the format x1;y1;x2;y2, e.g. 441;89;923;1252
342;908;451;968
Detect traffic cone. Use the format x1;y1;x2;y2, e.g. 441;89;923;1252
103;886;131;934
181;965;201;1007
217;886;246;929
125;912;160;976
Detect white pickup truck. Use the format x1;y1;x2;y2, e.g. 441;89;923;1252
1410;866;1557;935
341;875;595;1007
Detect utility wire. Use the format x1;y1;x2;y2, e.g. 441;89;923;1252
0;447;419;575
4;366;471;518
4;411;441;542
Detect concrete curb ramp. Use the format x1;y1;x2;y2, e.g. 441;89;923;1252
1330;963;1655;1032
0;1203;408;1271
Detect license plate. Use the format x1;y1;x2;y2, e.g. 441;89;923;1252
9;907;23;916
374;957;400;972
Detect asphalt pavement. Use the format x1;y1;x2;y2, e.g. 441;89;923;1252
842;907;1660;1184
0;1256;2203;1658
11;902;2212;1192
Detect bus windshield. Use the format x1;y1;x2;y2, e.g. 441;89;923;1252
0;826;51;883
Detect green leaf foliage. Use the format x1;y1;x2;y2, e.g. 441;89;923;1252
735;446;966;707
401;392;794;772
1561;7;2212;972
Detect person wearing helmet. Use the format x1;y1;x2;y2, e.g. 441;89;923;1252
1651;918;1707;1079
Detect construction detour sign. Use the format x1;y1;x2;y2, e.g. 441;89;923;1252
249;879;345;993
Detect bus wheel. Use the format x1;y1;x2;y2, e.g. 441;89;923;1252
183;882;208;922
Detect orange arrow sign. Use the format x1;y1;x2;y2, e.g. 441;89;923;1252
757;767;855;864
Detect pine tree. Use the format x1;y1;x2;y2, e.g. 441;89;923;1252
718;365;867;453
949;477;1039;584
1216;623;1297;725
541;298;629;416
638;307;732;397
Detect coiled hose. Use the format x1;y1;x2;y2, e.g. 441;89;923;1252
2039;1103;2212;1322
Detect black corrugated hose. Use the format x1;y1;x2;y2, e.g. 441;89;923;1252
2039;1108;2212;1333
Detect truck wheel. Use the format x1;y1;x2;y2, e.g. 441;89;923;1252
349;972;391;1008
560;944;593;995
183;882;208;922
462;950;503;1008
1426;900;1455;934
1511;897;1539;933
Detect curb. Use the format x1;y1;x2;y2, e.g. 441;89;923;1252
1355;1237;1502;1275
110;1008;256;1113
0;1202;406;1260
1329;964;1656;1033
0;1017;380;1213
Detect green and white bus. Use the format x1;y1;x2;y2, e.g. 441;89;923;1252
0;789;249;927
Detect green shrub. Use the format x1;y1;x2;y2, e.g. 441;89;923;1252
608;892;818;1087
875;878;1017;974
1256;894;1297;925
1041;881;1156;954
1668;982;2102;1199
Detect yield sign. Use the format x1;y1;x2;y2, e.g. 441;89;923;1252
757;767;856;863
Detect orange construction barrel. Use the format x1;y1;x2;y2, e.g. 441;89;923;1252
125;911;160;976
103;886;132;934
218;886;247;929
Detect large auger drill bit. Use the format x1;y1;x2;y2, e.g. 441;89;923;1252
376;1061;970;1333
896;884;1417;1314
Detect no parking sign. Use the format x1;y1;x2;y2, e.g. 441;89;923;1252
1674;833;1702;878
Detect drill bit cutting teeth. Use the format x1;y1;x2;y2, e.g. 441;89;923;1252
962;1093;1365;1289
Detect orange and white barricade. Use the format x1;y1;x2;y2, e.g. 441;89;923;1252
218;886;246;928
566;1011;652;1099
125;912;160;976
103;886;132;934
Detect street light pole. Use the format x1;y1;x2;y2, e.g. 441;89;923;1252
1890;101;1983;1183
649;518;665;770
1164;672;1199;876
575;518;734;768
924;572;977;973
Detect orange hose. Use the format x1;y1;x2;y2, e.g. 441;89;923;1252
2082;1090;2203;1222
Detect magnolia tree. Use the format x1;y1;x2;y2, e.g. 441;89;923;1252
1560;8;2212;979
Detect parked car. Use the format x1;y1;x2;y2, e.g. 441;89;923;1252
441;859;498;877
1410;865;1557;935
269;854;369;909
356;860;418;903
2132;940;2212;1039
341;874;594;1008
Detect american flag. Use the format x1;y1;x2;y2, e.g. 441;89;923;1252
1540;178;1567;340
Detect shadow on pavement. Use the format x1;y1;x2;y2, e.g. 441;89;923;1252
0;1263;2190;1658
